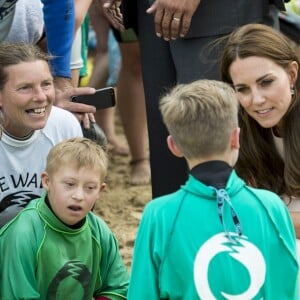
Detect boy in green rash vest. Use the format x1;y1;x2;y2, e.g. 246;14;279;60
128;80;299;299
0;137;129;300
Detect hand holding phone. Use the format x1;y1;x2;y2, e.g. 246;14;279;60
71;87;116;110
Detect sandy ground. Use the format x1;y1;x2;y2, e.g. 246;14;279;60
93;115;151;271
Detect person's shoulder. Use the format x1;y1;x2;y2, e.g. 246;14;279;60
87;211;107;226
143;190;183;218
0;199;44;258
245;185;281;199
86;212;114;239
43;106;82;138
0;198;41;237
48;106;80;124
244;185;285;209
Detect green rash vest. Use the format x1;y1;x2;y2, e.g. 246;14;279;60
128;171;299;300
0;194;129;300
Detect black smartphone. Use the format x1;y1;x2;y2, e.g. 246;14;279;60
71;87;116;110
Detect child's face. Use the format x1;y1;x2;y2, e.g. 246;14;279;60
41;163;105;226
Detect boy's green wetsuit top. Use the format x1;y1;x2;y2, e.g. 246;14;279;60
128;168;299;299
0;194;129;300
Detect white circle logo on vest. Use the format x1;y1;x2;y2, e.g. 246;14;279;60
194;232;266;300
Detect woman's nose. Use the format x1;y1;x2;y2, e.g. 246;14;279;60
251;89;265;105
33;86;47;101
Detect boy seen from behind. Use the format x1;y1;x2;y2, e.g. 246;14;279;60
0;137;129;299
128;80;299;299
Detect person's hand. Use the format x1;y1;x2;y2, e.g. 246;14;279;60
100;0;125;31
78;111;96;129
147;0;201;40
54;77;97;128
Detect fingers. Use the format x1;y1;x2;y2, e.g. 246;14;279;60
70;87;96;97
58;100;96;114
55;86;95;101
54;86;97;114
160;11;173;40
103;8;124;31
153;8;164;38
72;112;91;128
147;0;199;40
153;11;183;40
88;112;96;123
180;13;192;38
102;1;125;31
170;15;182;40
102;0;114;9
81;113;91;129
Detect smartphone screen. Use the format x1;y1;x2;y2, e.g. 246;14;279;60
71;87;116;110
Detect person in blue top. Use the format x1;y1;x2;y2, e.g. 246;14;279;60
128;79;299;299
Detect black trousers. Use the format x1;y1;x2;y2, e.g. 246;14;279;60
136;0;225;198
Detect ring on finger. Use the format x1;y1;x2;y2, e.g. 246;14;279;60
173;17;181;22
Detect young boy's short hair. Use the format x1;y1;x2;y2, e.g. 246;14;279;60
159;79;238;159
45;137;108;181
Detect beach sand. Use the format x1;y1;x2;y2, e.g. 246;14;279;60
93;114;151;270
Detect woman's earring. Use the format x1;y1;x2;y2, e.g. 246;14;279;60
291;87;295;96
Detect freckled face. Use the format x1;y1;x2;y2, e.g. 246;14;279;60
0;60;54;137
42;164;105;226
229;56;297;129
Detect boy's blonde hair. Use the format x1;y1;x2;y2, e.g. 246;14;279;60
45;137;108;181
159;79;239;160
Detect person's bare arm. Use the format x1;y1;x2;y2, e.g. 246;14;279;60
74;0;93;32
147;0;201;40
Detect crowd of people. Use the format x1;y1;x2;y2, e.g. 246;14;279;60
1;0;300;298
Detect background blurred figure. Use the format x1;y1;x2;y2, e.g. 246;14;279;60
87;1;150;185
112;27;150;185
88;0;128;156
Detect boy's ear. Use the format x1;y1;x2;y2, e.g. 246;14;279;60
100;182;106;191
231;127;240;150
41;171;50;191
167;135;184;158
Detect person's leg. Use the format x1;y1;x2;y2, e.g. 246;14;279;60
137;0;188;197
137;0;226;197
88;1;128;155
117;41;150;185
170;35;224;83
